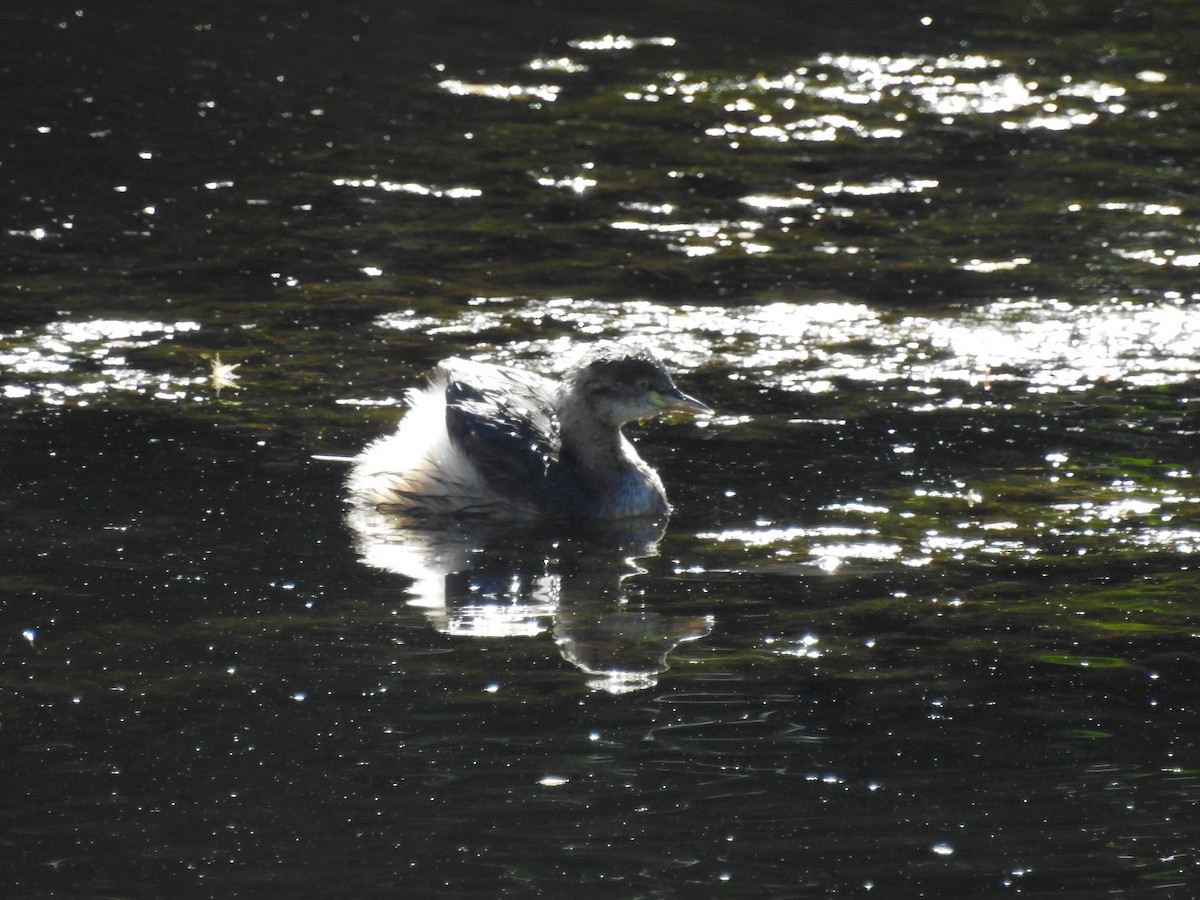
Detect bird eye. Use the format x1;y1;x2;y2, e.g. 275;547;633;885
636;378;652;392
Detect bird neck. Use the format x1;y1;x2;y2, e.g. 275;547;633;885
559;403;633;481
557;391;669;518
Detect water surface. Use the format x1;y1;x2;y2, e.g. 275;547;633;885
4;1;1200;897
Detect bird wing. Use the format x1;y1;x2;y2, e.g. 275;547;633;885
438;359;573;507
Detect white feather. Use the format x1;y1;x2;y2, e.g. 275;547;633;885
346;381;537;517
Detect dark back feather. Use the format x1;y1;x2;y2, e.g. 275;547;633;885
440;361;587;514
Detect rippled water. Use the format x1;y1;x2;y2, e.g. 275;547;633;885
5;1;1200;897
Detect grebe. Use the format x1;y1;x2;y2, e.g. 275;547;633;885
346;344;710;519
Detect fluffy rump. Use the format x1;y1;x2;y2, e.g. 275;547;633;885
345;379;540;518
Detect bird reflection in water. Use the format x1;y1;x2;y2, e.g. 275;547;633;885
341;344;714;690
345;506;713;693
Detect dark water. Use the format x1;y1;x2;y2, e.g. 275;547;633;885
5;1;1200;897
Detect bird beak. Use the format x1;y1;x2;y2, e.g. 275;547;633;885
651;387;713;417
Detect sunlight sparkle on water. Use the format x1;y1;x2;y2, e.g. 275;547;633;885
742;178;936;212
698;525;877;547
1113;248;1200;268
536;170;598;193
366;295;1200;395
333;177;482;199
609;218;767;257
599;51;1134;258
438;79;560;103
765;633;822;659
695;524;908;571
679;52;1127;151
526;57;588;74
0;319;205;406
959;257;1031;272
568;35;676;51
822;178;939;197
1098;201;1182;216
811;543;904;571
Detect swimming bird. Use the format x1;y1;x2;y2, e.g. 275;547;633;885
346;344;711;520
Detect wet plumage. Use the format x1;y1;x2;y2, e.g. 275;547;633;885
346;344;710;520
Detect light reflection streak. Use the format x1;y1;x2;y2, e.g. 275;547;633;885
610;218;767;257
697;525;877;546
959;257;1031;272
437;79;560;103
333;177;482;199
696;489;1200;568
0;319;206;406
370;295;1200;395
536;173;597;193
822;178;939;196
629;52;1130;151
1097;202;1181;216
1113;248;1200;268
741;178;937;214
568;35;676;51
527;57;588;74
607;54;1141;258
